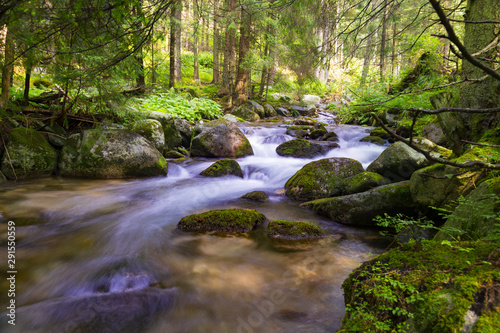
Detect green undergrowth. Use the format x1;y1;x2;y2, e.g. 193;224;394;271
340;239;500;332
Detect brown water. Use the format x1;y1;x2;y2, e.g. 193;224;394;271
0;124;388;332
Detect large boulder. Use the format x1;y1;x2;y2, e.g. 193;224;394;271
285;158;365;201
302;181;417;226
410;163;487;210
177;209;266;233
344;171;391;195
200;159;243;178
1;127;57;180
248;101;265;118
59;128;168;178
422;122;447;146
190;119;254;158
302;94;321;105
9;288;177;333
231;105;260;122
276;107;292;117
367;141;430;182
146;112;193;150
130;119;165;151
276;138;324;158
434;178;500;242
264;104;278;117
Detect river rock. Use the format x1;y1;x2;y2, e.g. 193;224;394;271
410;163;487;210
276;138;324;158
285;158;365;201
264;104;278;118
44;124;68;148
276;106;292;117
266;220;326;251
231;104;260;122
344;172;391;195
200;159;243;178
367;141;430;182
59;128;168;178
360;136;385;145
190;119;254;158
10;288;177;333
433;177;500;241
422;122;447;146
146;112;193;150
130;119;165;151
177;209;266;233
1;127;57;180
302;181;417;226
411;137;452;159
321;131;339;142
291;106;309;116
292;117;323;126
369;127;392;140
302;95;321;105
248;101;266;118
241;191;268;202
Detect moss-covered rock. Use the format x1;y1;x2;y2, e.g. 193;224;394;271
146;112;193;150
264;104;278;118
422;122;447;146
310;128;328;140
369;127;392;140
248;101;265;118
411;136;452;159
231;105;260;122
360;135;385;145
302;181;417;226
164;150;186;158
177;209;266;233
367;141;431;182
434;177;500;242
130;119;165;151
1;127;57;180
44;124;67;148
321;131;339;142
292;117;322;126
241;191;268;202
59;128;168;178
266;220;326;239
200;159;243;178
344;171;391;195
285;158;365;201
410;163;486;210
340;239;500;333
190;119;254;158
276;138;324;158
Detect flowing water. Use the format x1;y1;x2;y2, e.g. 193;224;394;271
0;122;388;332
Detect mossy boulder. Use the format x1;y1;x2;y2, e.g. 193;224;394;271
434;178;500;242
264;104;278;118
44;124;67;148
411;137;452;159
241;191;268;202
360;136;385;145
369;127;392;140
231;105;260;122
1;127;57;180
292;117;322;126
130;119;165;151
302;181;417;226
190;119;254;158
422;122;447;146
266;220;326;240
200;159;243;178
285;158;365;201
321;131;339;142
248;101;265;118
344;171;391;195
286;123;327;140
177;209;266;233
341;239;500;333
59;128;168;178
146;112;193;150
410;163;486;210
276;106;292;117
367;141;430;182
276;138;324;158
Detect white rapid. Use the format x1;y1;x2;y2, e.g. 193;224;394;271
0;122;388;333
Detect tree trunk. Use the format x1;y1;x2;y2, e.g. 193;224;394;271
220;0;236;97
0;26;14;110
212;0;220;83
169;1;180;88
193;0;199;81
439;0;500;153
175;0;182;82
258;42;269;98
360;32;374;87
234;8;251;103
379;0;389;82
391;20;397;77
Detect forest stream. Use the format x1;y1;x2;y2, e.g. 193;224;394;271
0;120;390;332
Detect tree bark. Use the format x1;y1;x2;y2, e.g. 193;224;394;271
212;0;220;83
192;0;199;81
379;0;389;82
234;7;251;103
0;26;14;110
169;1;180;88
220;0;236;97
175;0;182;81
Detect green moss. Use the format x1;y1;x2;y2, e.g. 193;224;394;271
200;159;243;178
341;239;500;332
276;138;323;158
370;127;392;139
267;220;326;239
360;135;385;145
177;209;266;233
345;172;389;195
241;191;268;202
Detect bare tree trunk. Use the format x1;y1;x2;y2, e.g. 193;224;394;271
169;1;181;88
360;1;378;86
234;7;251;103
175;0;182;81
391;21;397;77
379;0;389;82
23;52;33;102
193;0;199;81
0;26;14;109
220;0;236;98
258;42;269;97
212;0;220;83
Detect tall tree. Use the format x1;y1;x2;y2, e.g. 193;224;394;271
192;0;200;81
0;26;14;110
220;0;237;97
212;0;221;84
234;5;252;103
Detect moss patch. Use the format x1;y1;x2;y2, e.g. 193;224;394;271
267;220;326;239
360;135;385;145
276;138;323;158
241;191;268;202
200;159;243;178
177;209;266;233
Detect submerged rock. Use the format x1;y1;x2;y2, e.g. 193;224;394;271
177;209;266;233
1;127;57;180
266;220;328;251
302;181;417;226
60;128;168;178
241;191;268;202
276;138;324;158
200;159;243;178
367;141;430;182
10;288;177;333
190;119;254;158
285;158;365;201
